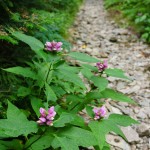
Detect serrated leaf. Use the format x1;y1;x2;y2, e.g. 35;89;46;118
70;115;85;127
3;67;37;80
56;68;85;89
101;88;135;103
71;92;102;113
81;64;98;72
108;114;139;126
52;136;79;150
0;139;23;150
105;69;130;80
81;68;93;79
89;120;125;150
45;83;57;102
51;86;66;98
0;101;38;137
17;86;31;97
90;76;108;92
30;97;44;117
59;127;97;147
68;52;99;62
88;121;106;150
53;112;75;127
7;101;27;121
12;32;44;51
25;135;53;150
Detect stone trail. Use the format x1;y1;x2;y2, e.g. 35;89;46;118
69;0;150;150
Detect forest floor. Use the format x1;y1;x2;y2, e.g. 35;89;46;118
69;0;150;149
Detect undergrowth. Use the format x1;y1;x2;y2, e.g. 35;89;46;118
0;0;83;106
104;0;150;43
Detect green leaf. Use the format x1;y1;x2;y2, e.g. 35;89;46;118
71;92;101;113
81;68;93;79
0;101;38;137
101;88;135;103
17;86;31;97
56;68;85;89
3;67;37;80
30;97;43;117
59;127;97;147
53;112;75;127
0;139;23;150
12;32;44;51
25;134;53;150
86;105;94;118
81;64;98;72
70;115;85;127
90;76;108;92
89;120;125;150
105;69;130;80
45;83;57;102
51;86;66;98
89;121;106;149
68;52;99;62
108;114;139;126
52;136;79;150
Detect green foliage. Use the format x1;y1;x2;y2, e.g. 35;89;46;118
12;32;44;52
105;68;130;80
0;101;38;138
89;114;138;149
68;52;99;62
100;88;135;103
104;0;150;42
0;33;138;150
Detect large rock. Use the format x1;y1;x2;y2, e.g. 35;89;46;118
106;134;131;150
121;126;140;143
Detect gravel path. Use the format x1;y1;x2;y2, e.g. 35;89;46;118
69;0;150;150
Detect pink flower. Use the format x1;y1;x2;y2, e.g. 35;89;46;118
46;120;53;126
39;108;47;117
45;41;63;51
96;60;108;72
47;106;56;119
37;106;56;126
93;106;106;120
37;117;46;125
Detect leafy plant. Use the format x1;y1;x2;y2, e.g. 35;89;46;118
0;32;139;150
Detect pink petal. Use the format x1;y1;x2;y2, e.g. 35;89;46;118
39;117;46;123
46;120;53;126
48;106;54;113
40;108;46;117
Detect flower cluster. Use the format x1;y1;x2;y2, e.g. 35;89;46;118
37;106;56;126
45;41;63;51
96;60;108;72
93;106;106;120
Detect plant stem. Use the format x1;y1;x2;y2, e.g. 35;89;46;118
23;128;47;150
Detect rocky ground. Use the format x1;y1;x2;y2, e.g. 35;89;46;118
69;0;150;149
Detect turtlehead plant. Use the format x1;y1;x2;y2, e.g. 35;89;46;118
45;41;63;51
93;106;106;120
37;107;56;126
96;60;108;72
2;32;139;150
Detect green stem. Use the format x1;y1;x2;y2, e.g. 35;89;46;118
46;63;52;83
24;128;47;150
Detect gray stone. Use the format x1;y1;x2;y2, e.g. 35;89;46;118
136;123;150;137
109;36;118;42
137;109;148;119
106;134;131;150
121;126;140;143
